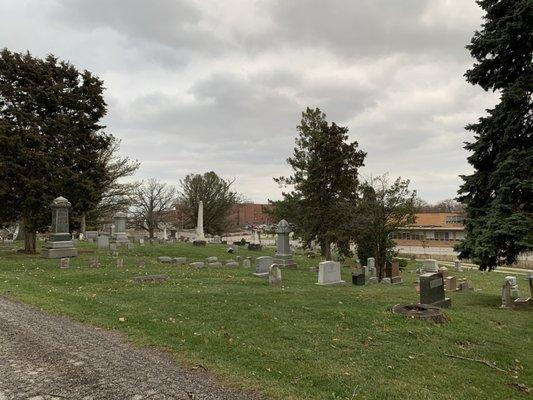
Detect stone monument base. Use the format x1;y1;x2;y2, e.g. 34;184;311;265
252;272;269;278
274;254;297;269
420;298;451;308
316;280;345;286
42;247;78;259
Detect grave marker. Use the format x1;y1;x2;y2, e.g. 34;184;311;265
419;272;451;308
317;261;345;286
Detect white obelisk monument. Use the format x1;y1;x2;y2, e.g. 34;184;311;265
196;201;205;240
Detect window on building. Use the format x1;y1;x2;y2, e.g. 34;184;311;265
445;215;465;224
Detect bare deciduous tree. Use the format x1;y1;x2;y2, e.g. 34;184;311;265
130;179;176;239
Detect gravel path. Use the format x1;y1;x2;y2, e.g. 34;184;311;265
0;296;262;400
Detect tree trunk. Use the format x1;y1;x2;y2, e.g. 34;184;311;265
324;242;332;261
148;227;154;239
24;230;36;254
80;213;86;234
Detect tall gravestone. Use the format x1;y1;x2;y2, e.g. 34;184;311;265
196;201;205;240
274;220;296;268
112;212;130;244
42;197;78;258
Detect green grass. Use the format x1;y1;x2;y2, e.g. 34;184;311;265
0;241;531;399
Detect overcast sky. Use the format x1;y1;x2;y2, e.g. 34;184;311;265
1;0;497;203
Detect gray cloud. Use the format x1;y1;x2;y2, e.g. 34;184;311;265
0;0;497;202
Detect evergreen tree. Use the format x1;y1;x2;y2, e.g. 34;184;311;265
457;1;533;270
178;172;239;235
272;107;366;260
0;49;113;252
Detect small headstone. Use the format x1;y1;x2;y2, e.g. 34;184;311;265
438;266;449;279
132;274;168;283
385;260;402;284
116;258;124;268
190;261;205;269
352;273;365;285
444;276;457;291
206;256;218;263
317;261;345;286
85;231;98;240
172;257;187;265
269;265;282;285
157;256;172;264
381;277;392;284
367;257;375;269
208;261;222;268
457;279;474;292
97;235;109;249
110;243;117;251
212;235;222;244
139;238;145;246
243;259;251;268
235;256;242;261
419;272;451;308
253;256;273;277
59;258;70;269
422;259;439;273
501;277;514;308
226;261;239;268
453;259;463;272
127;242;134;250
112;250;119;258
193;240;207;246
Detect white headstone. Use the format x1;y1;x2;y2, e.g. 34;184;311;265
97;235;109;249
423;259;439;273
317;261;345;285
243;259;251;268
253;256;273;277
367;258;375;269
269;265;282;285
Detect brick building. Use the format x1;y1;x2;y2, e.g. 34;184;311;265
228;203;272;227
391;212;465;248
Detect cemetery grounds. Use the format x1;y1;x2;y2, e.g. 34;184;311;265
0;242;531;400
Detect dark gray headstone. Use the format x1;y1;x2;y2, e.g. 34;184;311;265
419;273;451;308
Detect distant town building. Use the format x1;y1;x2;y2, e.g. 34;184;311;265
392;212;465;248
229;203;272;227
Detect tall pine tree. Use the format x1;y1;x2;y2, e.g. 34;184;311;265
0;49;113;252
271;108;366;260
457;1;532;270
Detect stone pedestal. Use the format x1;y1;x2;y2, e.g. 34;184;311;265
42;197;78;259
112;212;130;244
274;220;296;268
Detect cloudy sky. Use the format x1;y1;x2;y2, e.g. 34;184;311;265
1;0;497;203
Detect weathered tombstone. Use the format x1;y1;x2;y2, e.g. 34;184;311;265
438;266;449;279
190;261;205;269
59;257;70;269
112;250;119;258
206;256;218;263
192;201;206;246
269;265;282;285
419;272;451;308
127;242;134;250
317;261;345;286
457;279;474;292
112;212;130;245
85;231;98;240
253;256;273;277
212;235;222;244
139;237;145;246
367;258;375;269
89;257;101;268
444;276;457;291
243;259;251;268
352;272;365;285
172;257;187;265
453;259;463;272
116;258;124;268
157;256;172;264
226;261;239;268
42;197;78;259
274;220;296;268
97;235;109;249
381;277;392;284
208;261;222;268
133;274;168;283
385;260;402;284
422;259;439;273
501;277;514;308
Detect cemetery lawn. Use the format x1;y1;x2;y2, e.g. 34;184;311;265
0;243;531;400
